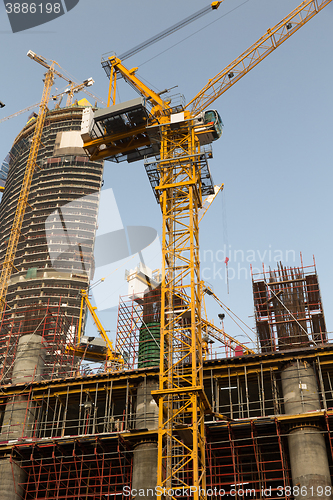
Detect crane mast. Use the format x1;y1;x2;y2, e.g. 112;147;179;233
80;1;332;498
152;115;208;499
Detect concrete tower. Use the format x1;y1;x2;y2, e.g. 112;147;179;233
0;106;103;320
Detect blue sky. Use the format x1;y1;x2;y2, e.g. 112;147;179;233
1;0;332;349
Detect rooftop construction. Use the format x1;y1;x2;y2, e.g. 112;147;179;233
0;1;333;500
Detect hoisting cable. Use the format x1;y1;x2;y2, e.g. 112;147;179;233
119;2;223;61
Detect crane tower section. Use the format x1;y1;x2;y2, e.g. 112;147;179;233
150;113;211;498
81;70;216;498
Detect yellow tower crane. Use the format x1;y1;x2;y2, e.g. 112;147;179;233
81;1;332;498
0;79;95;126
66;289;124;371
0;50;94;314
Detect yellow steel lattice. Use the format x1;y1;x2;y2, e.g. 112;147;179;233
152;119;208;500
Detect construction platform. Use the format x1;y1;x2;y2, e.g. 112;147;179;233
1;344;333;498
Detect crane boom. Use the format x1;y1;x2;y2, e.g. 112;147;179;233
101;1;223;106
202;317;255;354
67;289;124;370
0;79;95;125
103;55;171;110
0;102;41;124
27;50;71;82
187;0;333;114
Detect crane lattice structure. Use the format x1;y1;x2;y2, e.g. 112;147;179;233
81;1;332;498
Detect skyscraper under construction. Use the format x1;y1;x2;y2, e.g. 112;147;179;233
0;105;103;318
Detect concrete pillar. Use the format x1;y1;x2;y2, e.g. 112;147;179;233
11;333;45;385
0;334;45;441
0;334;45;500
281;361;332;499
131;378;159;500
0;460;26;500
135;377;159;430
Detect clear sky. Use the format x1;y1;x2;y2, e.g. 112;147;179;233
1;0;332;350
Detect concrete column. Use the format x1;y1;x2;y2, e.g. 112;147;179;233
281;361;332;499
0;333;45;500
135;377;159;431
0;334;45;441
11;333;45;385
0;460;26;500
131;378;159;500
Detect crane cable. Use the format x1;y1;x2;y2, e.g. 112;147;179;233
118;2;224;62
206;288;255;343
138;0;250;68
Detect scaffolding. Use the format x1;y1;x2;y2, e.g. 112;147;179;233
11;437;132;499
252;261;327;353
2;351;333;498
0;299;79;385
115;288;254;369
8;417;333;500
115;287;167;370
1;341;333;498
115;294;142;370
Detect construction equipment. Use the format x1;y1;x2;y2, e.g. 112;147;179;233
203;286;256;354
0;50;94;314
81;1;331;498
198;183;223;223
0;80;95;125
67;289;124;370
63;78;94;106
116;1;223;63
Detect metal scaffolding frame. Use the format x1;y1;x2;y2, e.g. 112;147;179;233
12;437;132;499
0;299;79;385
1;348;333;498
252;261;327;353
7;410;333;499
